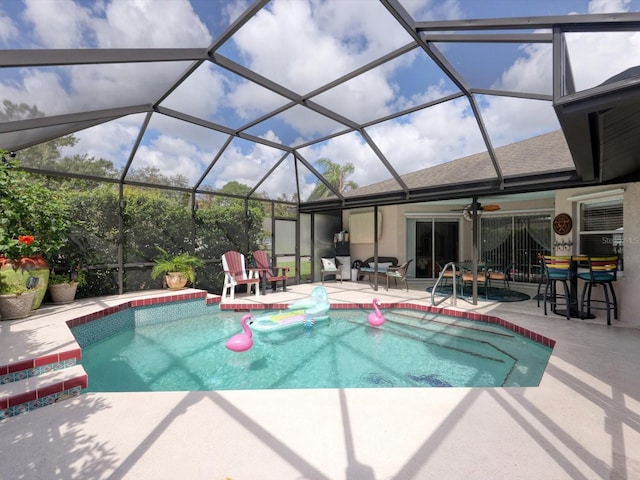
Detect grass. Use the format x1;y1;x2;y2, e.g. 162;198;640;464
277;260;311;278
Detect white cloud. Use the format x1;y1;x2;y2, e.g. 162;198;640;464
232;0;412;92
225;80;291;122
362;97;486;180
156;63;228;122
0;9;20;45
400;0;463;20
65;117;141;163
23;0;93;48
24;0;210;48
135;135;206;181
588;0;631;13
17;0;212;115
207;139;284;191
494;43;553;95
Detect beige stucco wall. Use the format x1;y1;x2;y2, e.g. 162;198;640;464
345;206;405;264
617;183;639;326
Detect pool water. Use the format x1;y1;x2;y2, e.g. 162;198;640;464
80;309;551;391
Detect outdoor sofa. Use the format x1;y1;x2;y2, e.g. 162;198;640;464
357;256;399;284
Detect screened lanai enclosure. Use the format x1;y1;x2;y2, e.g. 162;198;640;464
2;1;640;296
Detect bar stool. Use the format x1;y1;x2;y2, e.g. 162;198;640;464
577;256;618;325
542;255;574;320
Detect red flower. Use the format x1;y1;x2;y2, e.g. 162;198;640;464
18;235;35;245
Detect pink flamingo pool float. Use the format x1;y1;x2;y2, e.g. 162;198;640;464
225;314;254;352
367;298;385;327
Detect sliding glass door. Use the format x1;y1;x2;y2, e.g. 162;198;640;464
415;220;459;278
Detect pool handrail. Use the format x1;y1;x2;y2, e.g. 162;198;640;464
432;262;457;307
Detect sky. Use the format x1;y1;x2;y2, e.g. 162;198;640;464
0;0;639;200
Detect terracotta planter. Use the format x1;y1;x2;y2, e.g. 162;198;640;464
165;272;188;290
48;282;78;304
0;291;36;320
0;256;49;310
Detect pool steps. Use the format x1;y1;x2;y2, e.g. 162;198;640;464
0;363;87;419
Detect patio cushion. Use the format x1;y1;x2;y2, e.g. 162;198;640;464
322;258;338;271
369;262;392;269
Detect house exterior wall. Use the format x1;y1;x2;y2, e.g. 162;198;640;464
343;182;639;327
619;182;640;327
346;206;404;266
345;198;554;266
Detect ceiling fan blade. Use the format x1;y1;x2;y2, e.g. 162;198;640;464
480;204;501;211
450;203;501;212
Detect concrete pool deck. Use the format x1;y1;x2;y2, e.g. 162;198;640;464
1;281;639;479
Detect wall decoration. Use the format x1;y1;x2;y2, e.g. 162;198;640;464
553;213;573;235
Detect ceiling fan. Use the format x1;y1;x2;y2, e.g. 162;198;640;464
451;203;501;221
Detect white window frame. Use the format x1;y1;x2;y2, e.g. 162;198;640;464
576;194;624;268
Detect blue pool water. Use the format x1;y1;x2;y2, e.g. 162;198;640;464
79;308;552;391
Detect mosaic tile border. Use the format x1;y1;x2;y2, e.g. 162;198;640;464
72;296;216;348
65;290;210;329
1;358;77;385
0;351;81;385
0;385;84;420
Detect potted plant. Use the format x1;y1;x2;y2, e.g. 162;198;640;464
0;277;37;320
150;247;203;290
0;235;50;311
48;269;85;304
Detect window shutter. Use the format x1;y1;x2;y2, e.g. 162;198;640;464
581;200;623;232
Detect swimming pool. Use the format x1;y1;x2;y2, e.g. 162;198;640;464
78;308;552;391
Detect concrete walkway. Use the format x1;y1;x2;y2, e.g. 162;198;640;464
1;281;639;480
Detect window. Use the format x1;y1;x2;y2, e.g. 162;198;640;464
578;198;623;267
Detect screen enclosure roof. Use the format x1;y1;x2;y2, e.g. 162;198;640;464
1;0;640;213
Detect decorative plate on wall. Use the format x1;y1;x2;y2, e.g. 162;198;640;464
553;213;573;235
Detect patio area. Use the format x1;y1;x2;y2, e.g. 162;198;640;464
1;281;639;479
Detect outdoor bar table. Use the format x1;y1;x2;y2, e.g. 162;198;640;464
553;255;594;319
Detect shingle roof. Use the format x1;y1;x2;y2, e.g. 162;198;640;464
346;129;573;197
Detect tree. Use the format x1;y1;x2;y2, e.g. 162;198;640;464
128;166;189;188
0;99;43;122
307;158;358;201
274;192;298;218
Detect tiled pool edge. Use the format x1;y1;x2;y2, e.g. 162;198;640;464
72;293;215;348
65;290;212;329
220;300;556;349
